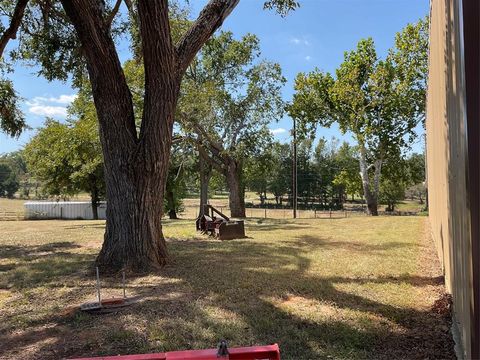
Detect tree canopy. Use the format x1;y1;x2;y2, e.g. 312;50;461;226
288;17;428;215
178;31;286;217
24;115;105;218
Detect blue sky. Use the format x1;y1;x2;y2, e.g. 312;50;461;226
0;0;429;154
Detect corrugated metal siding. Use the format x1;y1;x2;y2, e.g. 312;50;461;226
24;201;107;220
427;0;473;358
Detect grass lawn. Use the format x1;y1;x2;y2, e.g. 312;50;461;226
0;198;25;213
0;216;453;359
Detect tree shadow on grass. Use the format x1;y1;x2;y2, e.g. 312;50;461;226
159;238;454;359
244;218;313;232
283;234;416;253
63;223;106;230
0;233;455;360
0;242;82;259
0;242;95;292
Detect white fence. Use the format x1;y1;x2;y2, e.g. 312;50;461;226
24;201;107;220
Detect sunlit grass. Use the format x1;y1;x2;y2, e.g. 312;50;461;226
0;214;453;359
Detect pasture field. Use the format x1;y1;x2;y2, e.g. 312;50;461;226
0;212;453;359
0;198;24;213
0;194;424;221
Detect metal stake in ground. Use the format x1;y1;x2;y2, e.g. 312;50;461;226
122;270;126;299
96;266;101;304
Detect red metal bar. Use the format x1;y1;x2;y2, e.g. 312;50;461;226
71;354;166;360
70;344;280;360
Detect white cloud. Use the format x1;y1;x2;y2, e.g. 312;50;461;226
29;105;68;117
270;127;287;135
291;37;301;44
305;55;312;61
32;94;77;104
290;37;310;46
26;94;77;118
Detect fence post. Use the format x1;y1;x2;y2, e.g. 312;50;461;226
314;209;316;218
264;208;267;219
329;209;332;219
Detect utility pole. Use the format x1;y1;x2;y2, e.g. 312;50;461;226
292;117;298;219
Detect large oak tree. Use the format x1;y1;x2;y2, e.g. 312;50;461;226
0;0;297;272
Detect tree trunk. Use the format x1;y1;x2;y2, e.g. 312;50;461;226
199;150;212;216
225;159;245;218
166;189;178;219
358;145;378;216
260;193;265;205
373;159;382;201
61;0;178;272
90;181;99;220
97;169;170;272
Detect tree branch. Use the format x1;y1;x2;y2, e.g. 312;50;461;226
123;0;133;11
105;0;122;30
193;123;224;153
171;135;184;145
0;0;28;59
197;142;225;173
184;132;226;173
176;0;240;74
137;0;179;142
178;109;225;153
137;0;174;70
60;0;138;145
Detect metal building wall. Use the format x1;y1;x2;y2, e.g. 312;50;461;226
24;201;107;220
426;0;474;357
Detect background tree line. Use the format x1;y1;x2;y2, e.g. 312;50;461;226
1;17;428;217
2;133;426;215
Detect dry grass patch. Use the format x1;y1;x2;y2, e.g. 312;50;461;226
0;216;454;359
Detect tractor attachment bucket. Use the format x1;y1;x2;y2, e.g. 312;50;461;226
196;204;245;240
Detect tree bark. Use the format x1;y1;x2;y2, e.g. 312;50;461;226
166;189;178;219
90;180;99;220
225;159;245;218
199;149;212;216
358;145;378;216
373;159;382;201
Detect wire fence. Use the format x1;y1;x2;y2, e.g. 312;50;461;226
177;205;368;220
1;203;421;221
